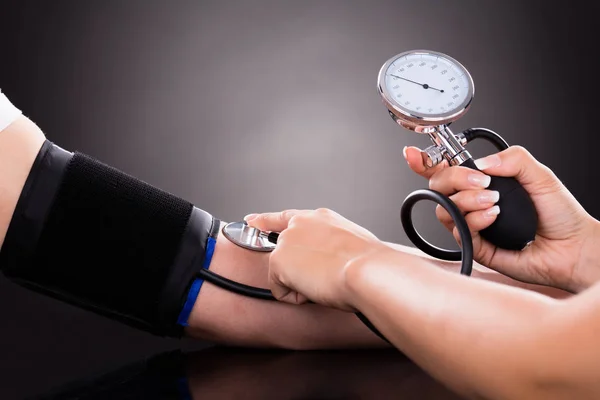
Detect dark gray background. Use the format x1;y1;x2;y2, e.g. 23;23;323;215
1;0;599;398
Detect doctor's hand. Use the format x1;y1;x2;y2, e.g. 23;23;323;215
244;209;395;311
404;145;600;293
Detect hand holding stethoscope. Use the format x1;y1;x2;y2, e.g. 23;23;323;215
243;208;394;311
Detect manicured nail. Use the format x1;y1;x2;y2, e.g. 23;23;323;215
474;154;501;170
468;174;491;188
484;205;500;218
402;146;410;166
244;214;258;222
477;190;500;204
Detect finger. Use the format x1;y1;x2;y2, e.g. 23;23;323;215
435;189;500;226
245;209;307;232
268;272;309;305
452;221;535;285
458;205;500;235
450;204;532;281
429;165;491;195
268;250;309;305
473;146;558;188
450;205;536;283
451;206;500;262
403;146;448;179
438;219;455;234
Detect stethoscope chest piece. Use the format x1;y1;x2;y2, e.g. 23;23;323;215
222;221;277;252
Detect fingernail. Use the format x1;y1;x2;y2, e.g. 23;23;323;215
477;190;500;204
468;174;491;188
402;146;410;166
244;214;258;222
474;154;501;170
484;205;500;218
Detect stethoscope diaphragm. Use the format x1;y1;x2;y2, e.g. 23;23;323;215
222;221;277;252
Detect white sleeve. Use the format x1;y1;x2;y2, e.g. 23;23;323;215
0;90;23;132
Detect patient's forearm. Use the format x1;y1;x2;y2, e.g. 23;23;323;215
182;235;568;348
185;226;387;349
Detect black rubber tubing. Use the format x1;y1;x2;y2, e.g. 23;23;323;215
197;128;538;343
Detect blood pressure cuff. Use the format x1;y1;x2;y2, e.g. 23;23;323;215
0;140;220;337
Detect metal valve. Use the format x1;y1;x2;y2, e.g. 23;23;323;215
455;132;468;147
421;145;445;168
423;126;473;167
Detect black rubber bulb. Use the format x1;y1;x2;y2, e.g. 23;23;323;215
460;158;538;250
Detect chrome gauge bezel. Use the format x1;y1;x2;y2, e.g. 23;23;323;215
377;50;475;132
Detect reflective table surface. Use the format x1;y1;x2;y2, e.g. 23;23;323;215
31;347;464;399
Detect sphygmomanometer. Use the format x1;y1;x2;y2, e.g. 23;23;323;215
0;50;538;342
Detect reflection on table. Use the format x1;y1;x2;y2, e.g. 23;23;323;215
33;347;464;399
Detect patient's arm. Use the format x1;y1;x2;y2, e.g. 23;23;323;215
0;115;386;349
185;236;569;348
184;223;388;349
0;115;568;350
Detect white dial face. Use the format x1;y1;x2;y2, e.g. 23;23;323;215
383;52;472;118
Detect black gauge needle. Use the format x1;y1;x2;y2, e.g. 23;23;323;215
390;74;445;93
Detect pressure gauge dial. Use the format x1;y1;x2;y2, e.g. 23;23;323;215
377;50;474;132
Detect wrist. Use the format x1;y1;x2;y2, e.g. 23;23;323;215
343;245;404;311
571;217;600;292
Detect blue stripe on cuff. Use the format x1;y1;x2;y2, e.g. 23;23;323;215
176;278;203;327
202;237;217;269
176;236;217;326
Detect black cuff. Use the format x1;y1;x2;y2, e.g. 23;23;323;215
0;140;216;337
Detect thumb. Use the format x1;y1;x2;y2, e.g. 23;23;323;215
244;209;307;232
473;146;557;188
404;146;448;179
